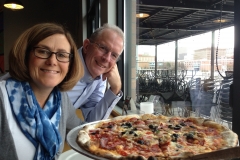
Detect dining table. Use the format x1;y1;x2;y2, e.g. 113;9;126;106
59;149;93;160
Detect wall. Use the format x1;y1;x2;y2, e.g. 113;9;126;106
1;0;82;71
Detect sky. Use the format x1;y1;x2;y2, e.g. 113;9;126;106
137;26;234;61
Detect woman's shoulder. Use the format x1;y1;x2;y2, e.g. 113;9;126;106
61;92;71;102
60;91;74;111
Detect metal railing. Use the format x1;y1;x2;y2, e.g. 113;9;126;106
136;70;196;102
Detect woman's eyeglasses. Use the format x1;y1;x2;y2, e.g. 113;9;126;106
33;47;73;63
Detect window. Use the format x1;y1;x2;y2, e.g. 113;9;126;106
214;26;234;78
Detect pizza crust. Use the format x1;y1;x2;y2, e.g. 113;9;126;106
221;130;238;148
187;117;205;125
77;130;90;144
77;130;121;159
202;119;238;148
141;113;159;120
111;114;141;122
202;119;228;131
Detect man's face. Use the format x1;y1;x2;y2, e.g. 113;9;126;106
83;29;123;79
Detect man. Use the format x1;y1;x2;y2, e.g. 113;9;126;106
67;24;124;122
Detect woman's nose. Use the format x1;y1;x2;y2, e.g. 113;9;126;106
46;54;58;65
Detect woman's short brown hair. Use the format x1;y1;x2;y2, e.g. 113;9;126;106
9;22;84;91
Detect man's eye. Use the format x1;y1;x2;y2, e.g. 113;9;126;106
112;53;118;59
99;46;107;52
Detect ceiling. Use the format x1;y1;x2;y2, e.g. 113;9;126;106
136;0;234;45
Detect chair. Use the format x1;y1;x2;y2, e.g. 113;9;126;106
214;78;233;129
147;95;167;115
191;78;216;118
189;78;201;112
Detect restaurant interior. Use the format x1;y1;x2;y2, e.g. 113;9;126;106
1;0;240;158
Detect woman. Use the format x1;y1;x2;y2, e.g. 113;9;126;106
0;23;85;160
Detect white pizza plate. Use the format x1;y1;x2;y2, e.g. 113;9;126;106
66;120;109;160
59;149;93;160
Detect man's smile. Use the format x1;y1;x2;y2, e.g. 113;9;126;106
95;60;106;68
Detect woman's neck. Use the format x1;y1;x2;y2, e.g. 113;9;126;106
29;82;53;108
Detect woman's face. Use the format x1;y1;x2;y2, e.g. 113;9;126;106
28;34;70;91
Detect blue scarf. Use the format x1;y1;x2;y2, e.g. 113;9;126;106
6;78;62;160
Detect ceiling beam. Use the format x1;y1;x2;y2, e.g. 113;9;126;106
137;26;205;32
186;13;232;28
140;10;197;25
137;24;232;45
137;0;234;13
138;12;232;37
138;38;175;41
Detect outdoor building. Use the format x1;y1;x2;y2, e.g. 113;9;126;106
194;48;226;60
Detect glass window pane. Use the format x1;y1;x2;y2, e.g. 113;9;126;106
136;45;156;70
157;42;175;70
133;1;234;130
178;32;212;80
214;26;234;79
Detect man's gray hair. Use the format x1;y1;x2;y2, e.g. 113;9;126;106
89;23;124;44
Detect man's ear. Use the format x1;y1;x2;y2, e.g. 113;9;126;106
83;39;90;54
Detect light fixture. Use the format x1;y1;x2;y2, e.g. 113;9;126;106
136;13;150;18
213;19;229;23
4;0;24;10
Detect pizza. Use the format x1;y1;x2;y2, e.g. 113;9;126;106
76;114;238;160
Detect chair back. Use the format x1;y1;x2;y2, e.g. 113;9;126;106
217;78;233;123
